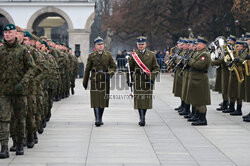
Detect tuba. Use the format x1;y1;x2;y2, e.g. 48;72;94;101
225;46;244;83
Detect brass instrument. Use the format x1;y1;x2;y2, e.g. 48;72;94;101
225;45;244;83
243;60;250;76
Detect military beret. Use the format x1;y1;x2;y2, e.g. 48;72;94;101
227;35;236;42
52;40;56;43
193;39;197;45
41;41;50;49
59;41;64;46
16;26;24;33
24;31;33;38
69;47;72;50
197;36;208;44
137;36;147;44
245;32;250;40
3;24;16;31
94;36;104;45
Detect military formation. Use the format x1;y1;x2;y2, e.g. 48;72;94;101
0;24;78;159
167;32;250;126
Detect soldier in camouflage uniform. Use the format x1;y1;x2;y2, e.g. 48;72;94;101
0;24;36;158
83;36;116;127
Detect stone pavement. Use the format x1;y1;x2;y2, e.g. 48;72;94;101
1;73;250;166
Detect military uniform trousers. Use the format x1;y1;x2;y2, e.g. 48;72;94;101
173;68;183;97
0;96;12;146
26;95;37;136
9;96;28;144
245;75;250;102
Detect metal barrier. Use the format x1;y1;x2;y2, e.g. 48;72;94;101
157;58;167;72
116;58;128;72
117;58;167;73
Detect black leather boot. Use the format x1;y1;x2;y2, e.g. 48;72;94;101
94;108;101;127
175;101;184;111
0;145;9;159
243;112;250;119
138;109;146;126
191;112;207;126
222;102;235;113
184;106;195;119
16;143;24;155
99;108;104;125
71;87;75;95
27;134;35;149
34;133;38;144
46;112;51;122
10;140;16;152
179;104;190;116
188;110;200;122
42;119;46;128
243;115;250;122
230;104;242;116
38;122;44;134
216;100;228;111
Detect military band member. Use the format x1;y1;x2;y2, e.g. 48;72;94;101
186;36;211;125
83;36;116;127
242;32;250;122
127;36;159;126
172;38;185;112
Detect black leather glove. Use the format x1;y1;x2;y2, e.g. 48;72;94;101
145;80;154;86
14;83;24;95
127;81;133;87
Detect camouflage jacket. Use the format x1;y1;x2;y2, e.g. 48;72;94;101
0;39;36;95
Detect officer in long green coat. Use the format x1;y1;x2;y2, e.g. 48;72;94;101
83;36;116;127
243;33;250;122
127;36;159;126
186;36;211;126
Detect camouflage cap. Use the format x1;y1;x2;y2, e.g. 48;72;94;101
3;24;16;31
24;31;33;38
137;36;147;44
16;26;24;33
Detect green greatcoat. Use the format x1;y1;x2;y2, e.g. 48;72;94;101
237;49;248;100
128;49;159;109
83;50;116;108
211;57;229;97
181;50;195;103
186;48;211;106
173;50;186;97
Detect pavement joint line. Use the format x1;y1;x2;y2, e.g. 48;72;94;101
153;95;201;166
84;120;94;166
142;123;162;165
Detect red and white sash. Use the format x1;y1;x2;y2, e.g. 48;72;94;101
131;52;151;76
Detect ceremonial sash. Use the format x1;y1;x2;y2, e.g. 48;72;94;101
132;52;151;76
